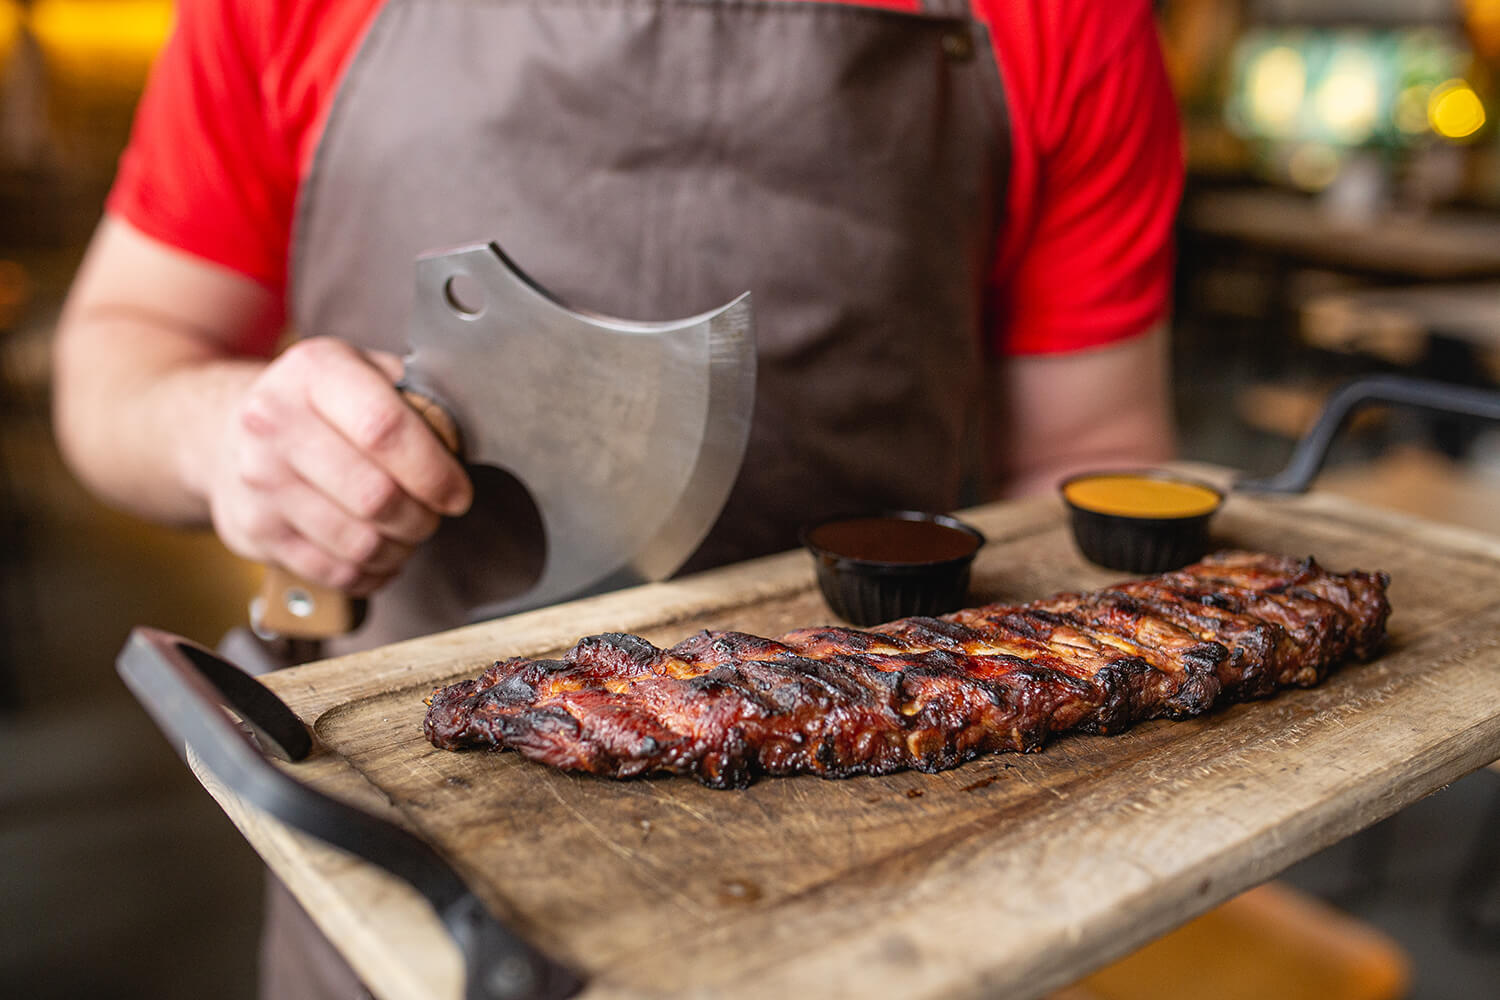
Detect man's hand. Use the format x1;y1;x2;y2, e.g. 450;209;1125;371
211;338;470;596
53;217;470;597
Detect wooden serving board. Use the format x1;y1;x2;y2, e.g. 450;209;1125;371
195;481;1500;1000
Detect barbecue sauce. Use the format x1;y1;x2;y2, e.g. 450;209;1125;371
806;516;980;564
1062;474;1221;520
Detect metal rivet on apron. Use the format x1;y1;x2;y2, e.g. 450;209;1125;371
941;29;974;63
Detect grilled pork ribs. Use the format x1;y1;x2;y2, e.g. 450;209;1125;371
423;552;1391;788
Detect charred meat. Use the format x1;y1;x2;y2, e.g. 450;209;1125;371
424;552;1391;788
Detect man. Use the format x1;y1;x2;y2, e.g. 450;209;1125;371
53;0;1180;992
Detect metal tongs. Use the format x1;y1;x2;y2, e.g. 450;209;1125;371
1237;374;1500;494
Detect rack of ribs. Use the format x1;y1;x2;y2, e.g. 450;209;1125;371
423;551;1391;789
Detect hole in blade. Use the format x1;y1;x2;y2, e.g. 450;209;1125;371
444;273;485;317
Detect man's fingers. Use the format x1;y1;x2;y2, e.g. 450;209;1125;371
270;531;394;598
272;480;421;575
304;348;472;517
217;337;470;600
274;414;442;545
234;483;408;596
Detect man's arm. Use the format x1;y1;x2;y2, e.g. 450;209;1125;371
979;1;1181;496
52;216;472;595
990;323;1175;499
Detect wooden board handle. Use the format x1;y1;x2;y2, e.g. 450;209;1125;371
251;388;461;639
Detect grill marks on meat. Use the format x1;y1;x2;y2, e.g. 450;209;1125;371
424;552;1391;788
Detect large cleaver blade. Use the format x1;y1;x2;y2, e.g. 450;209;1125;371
254;242;755;638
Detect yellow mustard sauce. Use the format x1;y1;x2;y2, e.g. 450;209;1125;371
1063;475;1221;519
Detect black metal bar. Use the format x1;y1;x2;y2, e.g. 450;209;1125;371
116;627;583;1000
1236;374;1500;494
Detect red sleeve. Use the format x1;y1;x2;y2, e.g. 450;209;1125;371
106;0;381;336
981;0;1184;356
108;0;292;296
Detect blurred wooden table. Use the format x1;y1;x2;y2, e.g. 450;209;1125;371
1186;189;1500;281
1314;445;1500;537
1302;283;1500;369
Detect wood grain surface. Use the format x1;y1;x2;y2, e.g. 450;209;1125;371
195;483;1500;1000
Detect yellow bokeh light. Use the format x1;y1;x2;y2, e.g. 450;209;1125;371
1428;79;1487;139
1315;50;1381;145
1247;45;1307;139
28;0;174;88
0;0;22;65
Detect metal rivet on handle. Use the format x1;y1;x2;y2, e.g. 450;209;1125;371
285;588;316;619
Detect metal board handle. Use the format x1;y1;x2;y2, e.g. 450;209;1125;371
1236;374;1500;494
116;627;582;1000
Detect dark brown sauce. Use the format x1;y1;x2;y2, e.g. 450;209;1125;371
807;516;979;564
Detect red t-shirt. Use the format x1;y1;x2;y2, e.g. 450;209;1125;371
108;0;1183;356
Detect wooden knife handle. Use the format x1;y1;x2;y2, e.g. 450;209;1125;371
250;388;462;639
252;569;367;638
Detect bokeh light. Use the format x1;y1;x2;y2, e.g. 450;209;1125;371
1315;48;1382;145
0;0;22;67
1428;79;1487;139
28;0;173;89
1246;45;1307;139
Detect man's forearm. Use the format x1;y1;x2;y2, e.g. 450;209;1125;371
53;314;266;525
991;324;1176;499
994;417;1174;499
52;216;284;525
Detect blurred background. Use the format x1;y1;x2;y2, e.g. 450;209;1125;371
1;0;1499;997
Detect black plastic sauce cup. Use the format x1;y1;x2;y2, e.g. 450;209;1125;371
1059;470;1224;574
801;511;986;626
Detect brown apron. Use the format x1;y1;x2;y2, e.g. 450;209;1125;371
270;0;1010;991
291;0;1011;654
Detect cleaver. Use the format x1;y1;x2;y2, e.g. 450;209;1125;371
253;241;755;639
